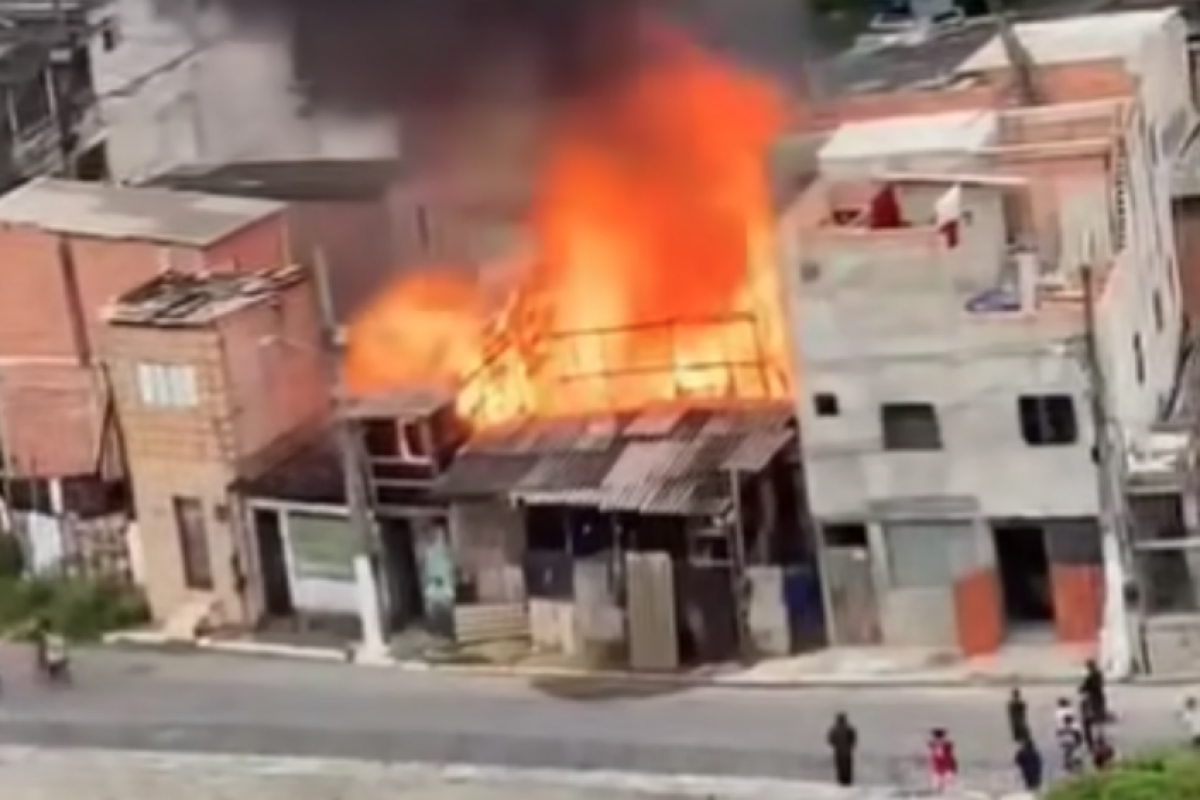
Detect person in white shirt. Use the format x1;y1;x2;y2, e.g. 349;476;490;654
1054;698;1074;730
1180;697;1200;746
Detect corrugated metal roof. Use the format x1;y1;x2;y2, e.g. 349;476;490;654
442;403;798;513
511;449;621;496
722;429;795;473
433;454;535;498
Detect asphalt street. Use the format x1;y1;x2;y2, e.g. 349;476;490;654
0;645;1190;793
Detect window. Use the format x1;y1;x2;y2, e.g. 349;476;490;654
136;363;198;408
880;403;942;450
823;523;867;548
398;422;432;463
1154;289;1165;332
1134;333;1146;384
1017;394;1078;446
172;496;213;590
100;18;121;51
814;393;840;417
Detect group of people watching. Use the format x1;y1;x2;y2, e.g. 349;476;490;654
826;660;1117;793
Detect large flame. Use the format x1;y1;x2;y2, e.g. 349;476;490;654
345;29;792;426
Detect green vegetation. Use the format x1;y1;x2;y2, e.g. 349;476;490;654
1048;750;1200;800
0;532;148;641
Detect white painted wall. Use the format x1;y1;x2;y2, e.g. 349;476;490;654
1099;92;1186;445
90;0;396;183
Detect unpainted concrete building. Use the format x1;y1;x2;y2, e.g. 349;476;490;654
780;98;1184;662
87;0;396;183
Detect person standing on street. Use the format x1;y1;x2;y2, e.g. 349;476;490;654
1014;735;1044;793
1008;688;1030;743
1079;686;1099;750
927;728;958;793
1056;712;1085;775
1179;697;1200;746
827;712;858;787
1081;659;1108;722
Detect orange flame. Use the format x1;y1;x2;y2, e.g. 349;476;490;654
345;30;792;427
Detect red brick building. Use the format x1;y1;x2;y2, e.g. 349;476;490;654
99;267;326;625
0;178;287;482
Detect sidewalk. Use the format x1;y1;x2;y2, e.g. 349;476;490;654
99;628;1151;689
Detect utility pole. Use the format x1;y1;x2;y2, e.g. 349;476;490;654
1081;262;1135;678
984;0;1040;107
311;252;389;662
48;0;75;178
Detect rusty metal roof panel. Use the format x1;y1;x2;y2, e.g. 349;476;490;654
624;406;687;438
721;429;796;473
698;403;794;437
512;449;620;494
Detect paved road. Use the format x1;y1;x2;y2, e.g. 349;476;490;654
0;645;1190;793
0;747;912;800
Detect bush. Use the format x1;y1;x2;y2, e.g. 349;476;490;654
0;576;148;641
0;535;24;580
1048;749;1200;800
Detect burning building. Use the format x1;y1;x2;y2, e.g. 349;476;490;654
327;18;817;667
343;31;793;424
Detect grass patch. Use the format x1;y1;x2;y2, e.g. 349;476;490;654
1048;748;1200;800
0;575;148;641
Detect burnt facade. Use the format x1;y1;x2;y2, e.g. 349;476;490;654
432;402;818;669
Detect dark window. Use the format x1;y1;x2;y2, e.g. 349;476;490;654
880;403;942;450
1154;290;1165;332
814;393;840;417
399;422;432;462
100;19;121;52
173;496;213;590
1017;395;1078;446
1134;333;1146;384
823;523;868;548
362;420;398;458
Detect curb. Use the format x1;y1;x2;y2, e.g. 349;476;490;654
99;631;1200;690
92;631;1080;689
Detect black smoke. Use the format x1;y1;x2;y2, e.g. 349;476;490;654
158;0;818;115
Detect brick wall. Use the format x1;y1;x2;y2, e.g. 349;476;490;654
0;214;290;478
100;281;325;624
102;323;246;622
0;363;103;477
215;281;327;470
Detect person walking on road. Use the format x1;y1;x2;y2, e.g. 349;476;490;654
1014;735;1044;793
827;712;858;787
927;728;958;793
1056;712;1085;775
1081;659;1108;723
1008;688;1030;743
